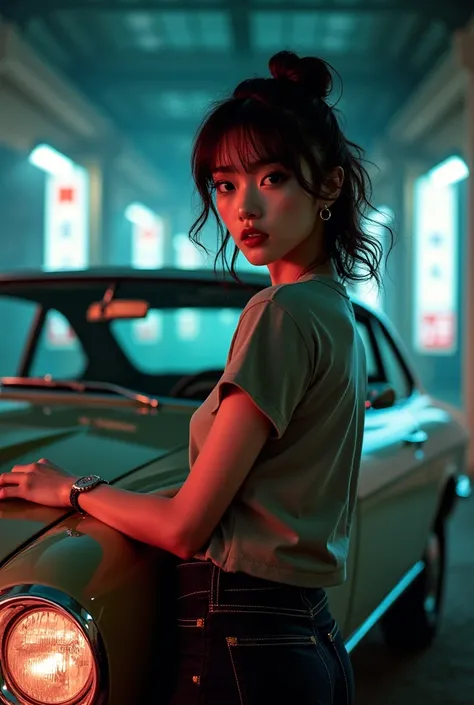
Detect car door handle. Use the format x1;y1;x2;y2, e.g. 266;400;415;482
403;429;428;446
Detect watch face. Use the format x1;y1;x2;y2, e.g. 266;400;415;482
76;475;100;489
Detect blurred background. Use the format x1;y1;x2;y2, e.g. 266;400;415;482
1;5;474;702
0;0;473;413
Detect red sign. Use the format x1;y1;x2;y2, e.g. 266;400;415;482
420;313;455;351
59;187;75;203
131;220;164;269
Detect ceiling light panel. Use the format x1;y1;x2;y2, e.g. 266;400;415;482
253;12;285;49
195;12;231;49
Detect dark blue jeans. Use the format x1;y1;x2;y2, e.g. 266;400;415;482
165;557;354;705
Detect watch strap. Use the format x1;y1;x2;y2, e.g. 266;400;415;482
70;476;109;515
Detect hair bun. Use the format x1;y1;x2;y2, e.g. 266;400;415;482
269;50;332;99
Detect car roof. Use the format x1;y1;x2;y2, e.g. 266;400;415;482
0;266;368;313
0;266;268;286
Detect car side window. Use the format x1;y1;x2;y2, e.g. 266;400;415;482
30;310;86;379
355;320;378;381
373;321;413;402
0;296;38;375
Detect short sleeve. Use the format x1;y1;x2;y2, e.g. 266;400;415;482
211;300;313;438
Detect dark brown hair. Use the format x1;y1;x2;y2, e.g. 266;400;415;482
189;50;395;287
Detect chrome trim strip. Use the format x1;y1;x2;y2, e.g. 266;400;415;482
344;560;424;653
0;584;108;705
455;474;472;499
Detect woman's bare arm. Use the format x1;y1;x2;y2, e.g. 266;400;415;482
77;387;272;557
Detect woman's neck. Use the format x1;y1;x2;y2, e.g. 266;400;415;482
268;259;334;286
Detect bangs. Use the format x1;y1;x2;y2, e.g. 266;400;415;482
198;100;306;179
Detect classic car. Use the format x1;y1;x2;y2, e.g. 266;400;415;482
0;267;470;705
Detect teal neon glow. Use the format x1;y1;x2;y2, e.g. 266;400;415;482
29;144;76;177
125;202;156;228
455;474;472;498
344;561;424;653
428;156;469;188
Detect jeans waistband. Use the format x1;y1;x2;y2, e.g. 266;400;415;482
172;558;329;623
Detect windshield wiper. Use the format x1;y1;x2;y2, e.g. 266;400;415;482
0;376;159;409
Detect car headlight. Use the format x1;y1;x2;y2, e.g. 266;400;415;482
0;585;106;705
5;608;92;704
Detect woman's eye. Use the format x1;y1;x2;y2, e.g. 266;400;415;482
262;172;287;186
214;181;234;193
212;172;287;193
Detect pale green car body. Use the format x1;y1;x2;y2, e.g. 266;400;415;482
0;269;469;705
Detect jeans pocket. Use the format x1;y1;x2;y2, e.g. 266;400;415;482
226;633;334;705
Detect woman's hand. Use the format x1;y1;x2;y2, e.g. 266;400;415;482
0;458;79;508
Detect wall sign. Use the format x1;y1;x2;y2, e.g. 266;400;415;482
413;172;458;355
44;165;89;348
44;167;89;271
127;204;165;344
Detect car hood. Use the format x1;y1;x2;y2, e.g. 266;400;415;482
0;397;195;566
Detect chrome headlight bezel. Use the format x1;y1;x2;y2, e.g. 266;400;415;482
0;584;108;705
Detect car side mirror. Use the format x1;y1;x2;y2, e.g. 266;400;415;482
366;386;396;410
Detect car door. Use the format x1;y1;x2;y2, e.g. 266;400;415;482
345;308;444;637
371;316;457;571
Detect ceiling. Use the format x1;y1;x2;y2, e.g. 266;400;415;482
1;0;473;183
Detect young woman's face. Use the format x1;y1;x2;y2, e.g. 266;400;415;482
211;138;321;268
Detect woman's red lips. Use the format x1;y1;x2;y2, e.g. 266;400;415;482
240;228;269;241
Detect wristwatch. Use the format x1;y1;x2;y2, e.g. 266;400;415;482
70;475;109;515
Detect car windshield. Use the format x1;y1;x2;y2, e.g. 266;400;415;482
112;307;241;374
0;271;267;399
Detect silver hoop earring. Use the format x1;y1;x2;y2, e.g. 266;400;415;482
320;205;332;221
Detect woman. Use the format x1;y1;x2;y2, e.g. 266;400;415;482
0;51;393;704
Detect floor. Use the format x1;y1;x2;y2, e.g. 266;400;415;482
352;495;474;705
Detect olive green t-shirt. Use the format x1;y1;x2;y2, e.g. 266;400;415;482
190;274;367;588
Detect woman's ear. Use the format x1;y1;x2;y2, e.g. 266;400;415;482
323;166;345;203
